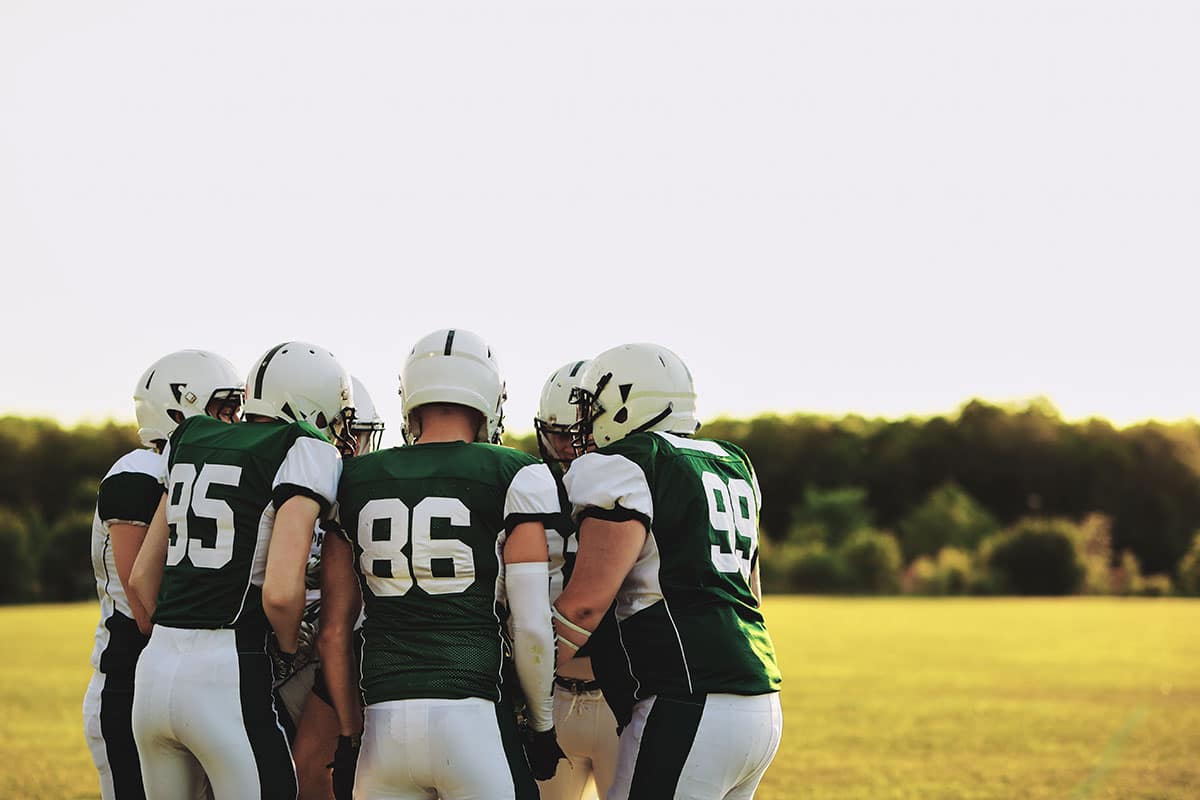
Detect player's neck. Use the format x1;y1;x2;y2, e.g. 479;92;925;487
414;409;478;444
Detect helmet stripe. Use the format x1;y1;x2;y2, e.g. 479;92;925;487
253;342;289;400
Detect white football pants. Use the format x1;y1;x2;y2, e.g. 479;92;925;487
132;626;296;800
356;697;536;800
537;685;619;800
607;692;783;800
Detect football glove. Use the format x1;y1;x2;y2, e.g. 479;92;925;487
523;726;566;781
328;734;360;800
267;621;315;688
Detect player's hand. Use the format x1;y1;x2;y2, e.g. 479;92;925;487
270;645;298;687
523;726;566;781
328;734;360;800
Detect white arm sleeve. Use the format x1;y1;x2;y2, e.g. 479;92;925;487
505;561;555;732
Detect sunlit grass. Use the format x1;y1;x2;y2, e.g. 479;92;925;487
758;597;1200;800
1;599;1196;799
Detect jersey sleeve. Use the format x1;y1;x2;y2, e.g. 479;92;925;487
97;471;163;526
563;451;653;528
272;434;343;516
157;441;172;487
503;463;561;532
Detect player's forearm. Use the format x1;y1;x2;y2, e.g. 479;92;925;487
262;580;305;652
317;622;364;737
264;496;320;652
128;500;170;633
318;532;364;736
506;561;555;732
112;523;152;633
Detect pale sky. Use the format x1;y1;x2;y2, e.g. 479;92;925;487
2;1;1198;443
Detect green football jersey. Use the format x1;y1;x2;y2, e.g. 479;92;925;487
336;441;560;706
154;416;342;634
564;431;782;699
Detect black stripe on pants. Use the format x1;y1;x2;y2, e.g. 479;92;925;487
495;695;540;800
99;687;146;800
238;650;298;800
629;694;707;800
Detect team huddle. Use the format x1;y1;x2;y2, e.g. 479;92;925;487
84;330;783;800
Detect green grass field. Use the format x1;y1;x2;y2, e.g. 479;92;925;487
2;598;1197;799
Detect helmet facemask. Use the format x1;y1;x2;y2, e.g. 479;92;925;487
567;376;607;456
350;419;386;456
205;388;245;424
322;406;359;457
535;418;581;478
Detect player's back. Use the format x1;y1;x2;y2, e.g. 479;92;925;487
155;415;339;635
565;431;782;699
338;441;555;705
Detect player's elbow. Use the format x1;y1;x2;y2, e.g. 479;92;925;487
261;581;300;621
555;596;604;633
316;616;351;660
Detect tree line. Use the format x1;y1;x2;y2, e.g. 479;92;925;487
3;400;1200;603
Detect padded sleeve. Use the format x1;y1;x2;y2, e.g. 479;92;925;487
97;472;163;526
563;452;653;528
272;435;343;516
503;463;561;532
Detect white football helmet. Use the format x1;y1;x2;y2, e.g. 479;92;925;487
399;328;505;445
242;342;355;452
570;343;700;450
350;375;386;455
535;359;591;470
133;350;244;447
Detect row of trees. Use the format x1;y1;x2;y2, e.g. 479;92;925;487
4;399;1200;602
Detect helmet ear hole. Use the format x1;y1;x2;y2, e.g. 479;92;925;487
315;412;328;430
167;409;186;424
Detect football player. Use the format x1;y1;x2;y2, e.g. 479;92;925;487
554;343;783;800
533;360;619;800
285;376;386;800
128;342;353;800
84;349;242;800
319;328;563;800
